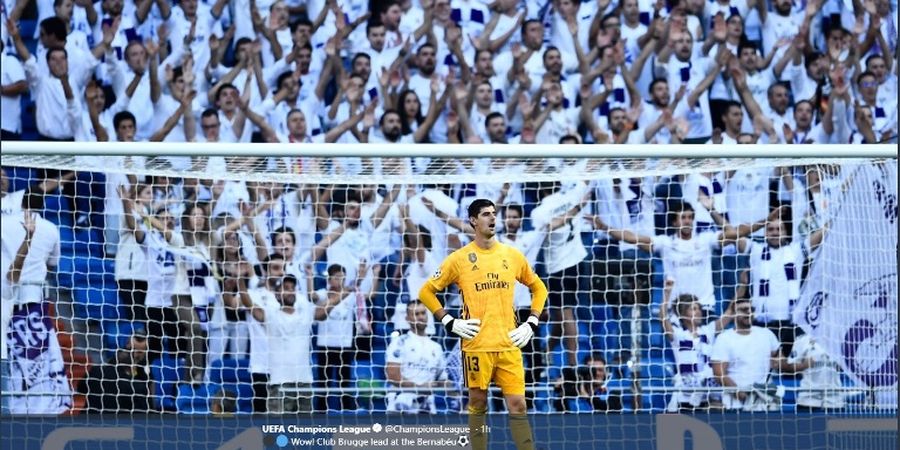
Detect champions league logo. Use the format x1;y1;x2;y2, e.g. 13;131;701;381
842;274;898;387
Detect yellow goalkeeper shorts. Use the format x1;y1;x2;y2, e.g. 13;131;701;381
461;349;526;396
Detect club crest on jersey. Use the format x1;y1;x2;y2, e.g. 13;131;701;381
468;252;477;263
432;269;442;279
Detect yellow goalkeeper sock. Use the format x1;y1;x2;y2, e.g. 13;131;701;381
508;413;534;450
468;406;488;450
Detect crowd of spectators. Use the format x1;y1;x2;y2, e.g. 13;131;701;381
0;0;897;145
1;157;862;413
2;0;895;415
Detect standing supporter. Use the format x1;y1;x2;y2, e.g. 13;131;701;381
592;200;781;313
239;275;342;413
530;181;590;369
660;279;735;412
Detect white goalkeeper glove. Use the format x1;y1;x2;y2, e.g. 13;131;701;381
442;314;481;340
509;315;539;348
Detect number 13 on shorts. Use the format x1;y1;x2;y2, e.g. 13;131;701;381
461;351;526;395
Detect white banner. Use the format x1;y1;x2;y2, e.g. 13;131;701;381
793;162;898;407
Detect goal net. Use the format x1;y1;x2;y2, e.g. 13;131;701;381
0;147;896;448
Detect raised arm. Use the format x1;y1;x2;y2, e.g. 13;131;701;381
659;279;676;341
413;77;450;143
370;184;401;229
149;91;194;141
118;185;146;244
328;106;367;143
236;275;267;322
310;224;346;262
590;214;654;253
6;211;36;284
421;197;471;234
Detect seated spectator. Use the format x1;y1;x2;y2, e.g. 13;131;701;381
385;301;453;414
80;332;152;413
574;353;623;413
710;298;809;411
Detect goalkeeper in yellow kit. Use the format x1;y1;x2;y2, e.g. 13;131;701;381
419;199;548;450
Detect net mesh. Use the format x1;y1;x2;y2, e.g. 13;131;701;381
0;155;896;424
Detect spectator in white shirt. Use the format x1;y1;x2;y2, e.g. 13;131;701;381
0;41;27;140
240;274;342;413
865;54;897;107
5;16;112;140
592;200;777;312
530;181;590;369
1;204;72;414
385;300;453;414
310;264;361;411
711;298;808;410
731;214;827;355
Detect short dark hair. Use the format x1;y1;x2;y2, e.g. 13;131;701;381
542;46;561;61
201;108;219;120
327;264;346;277
521;19;542;36
271;226;296;247
737;40;757;56
417;42;435;54
675;294;700;317
379;108;400;127
235;37;253;51
601;13;619;26
215;83;238;103
865;53;886;67
468;198;495;219
503;203;524;217
649;77;668;94
291;18;313;32
585;351;607;366
485;112;505;128
722;100;743;115
767;82;788;96
40;17;67;42
406;299;424;310
366;17;385;34
276;71;294;91
352;53;371;65
856;71;877;85
795;99;813;111
667;200;694;226
265;253;285;266
282;274;298;288
113;111;136;130
559;134;579;144
45;47;68;64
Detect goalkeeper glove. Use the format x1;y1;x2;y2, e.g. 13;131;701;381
509;315;539;348
442;314;481;340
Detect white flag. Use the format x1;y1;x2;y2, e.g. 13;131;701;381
793;162;898;408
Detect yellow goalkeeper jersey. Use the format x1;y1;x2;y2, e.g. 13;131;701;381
426;240;543;352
